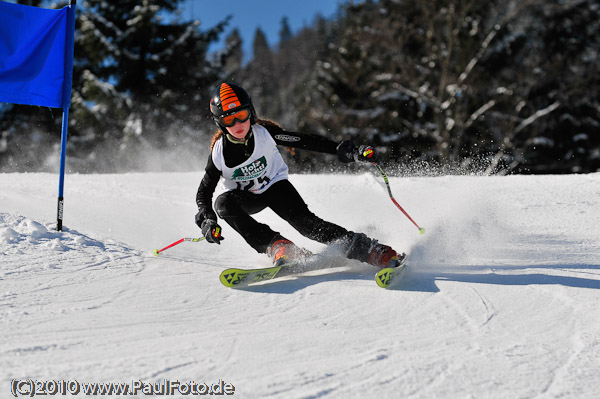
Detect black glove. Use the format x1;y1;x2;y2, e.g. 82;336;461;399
200;218;224;244
336;140;379;163
195;210;224;244
355;144;379;163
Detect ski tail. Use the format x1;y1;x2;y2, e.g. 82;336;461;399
220;265;283;287
219;254;345;288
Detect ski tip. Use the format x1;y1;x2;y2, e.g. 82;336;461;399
375;267;395;288
220;270;239;287
375;264;406;288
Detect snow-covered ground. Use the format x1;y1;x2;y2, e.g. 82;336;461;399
1;171;599;398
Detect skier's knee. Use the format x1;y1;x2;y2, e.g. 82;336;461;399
214;193;238;219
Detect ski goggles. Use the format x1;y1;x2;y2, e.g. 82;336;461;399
219;108;251;127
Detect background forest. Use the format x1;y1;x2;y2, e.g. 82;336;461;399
1;0;599;175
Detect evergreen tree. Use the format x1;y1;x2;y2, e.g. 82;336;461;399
497;0;600;173
73;0;229;171
222;28;243;80
302;0;600;174
2;0;598;174
0;0;229;172
279;17;292;44
244;28;276;119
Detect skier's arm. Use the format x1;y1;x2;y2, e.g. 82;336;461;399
195;155;221;223
260;121;378;163
260;121;338;155
195;156;225;244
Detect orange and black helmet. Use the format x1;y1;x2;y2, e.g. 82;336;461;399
209;82;256;129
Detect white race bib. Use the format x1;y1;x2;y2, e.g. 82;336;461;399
212;125;288;194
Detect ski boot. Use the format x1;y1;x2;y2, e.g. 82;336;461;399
367;242;405;268
345;232;404;268
266;235;312;267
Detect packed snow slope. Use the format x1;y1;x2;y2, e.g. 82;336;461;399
1;171;599;399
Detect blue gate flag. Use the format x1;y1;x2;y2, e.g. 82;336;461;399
0;1;76;231
0;1;75;108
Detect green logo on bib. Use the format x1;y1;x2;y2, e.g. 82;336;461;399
232;156;268;180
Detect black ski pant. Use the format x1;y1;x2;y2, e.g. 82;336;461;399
214;179;356;254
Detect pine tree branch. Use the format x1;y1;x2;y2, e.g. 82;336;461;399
513;101;560;134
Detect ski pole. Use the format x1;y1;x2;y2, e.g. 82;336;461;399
371;162;426;234
153;237;205;256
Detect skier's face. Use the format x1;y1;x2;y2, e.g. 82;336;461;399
226;119;251;140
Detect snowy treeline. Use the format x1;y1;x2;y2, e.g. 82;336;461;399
1;0;599;174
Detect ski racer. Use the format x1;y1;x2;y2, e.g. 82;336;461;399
195;82;403;268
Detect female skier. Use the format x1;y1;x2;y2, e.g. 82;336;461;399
195;82;403;268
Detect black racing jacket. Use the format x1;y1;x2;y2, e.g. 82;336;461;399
195;121;340;222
